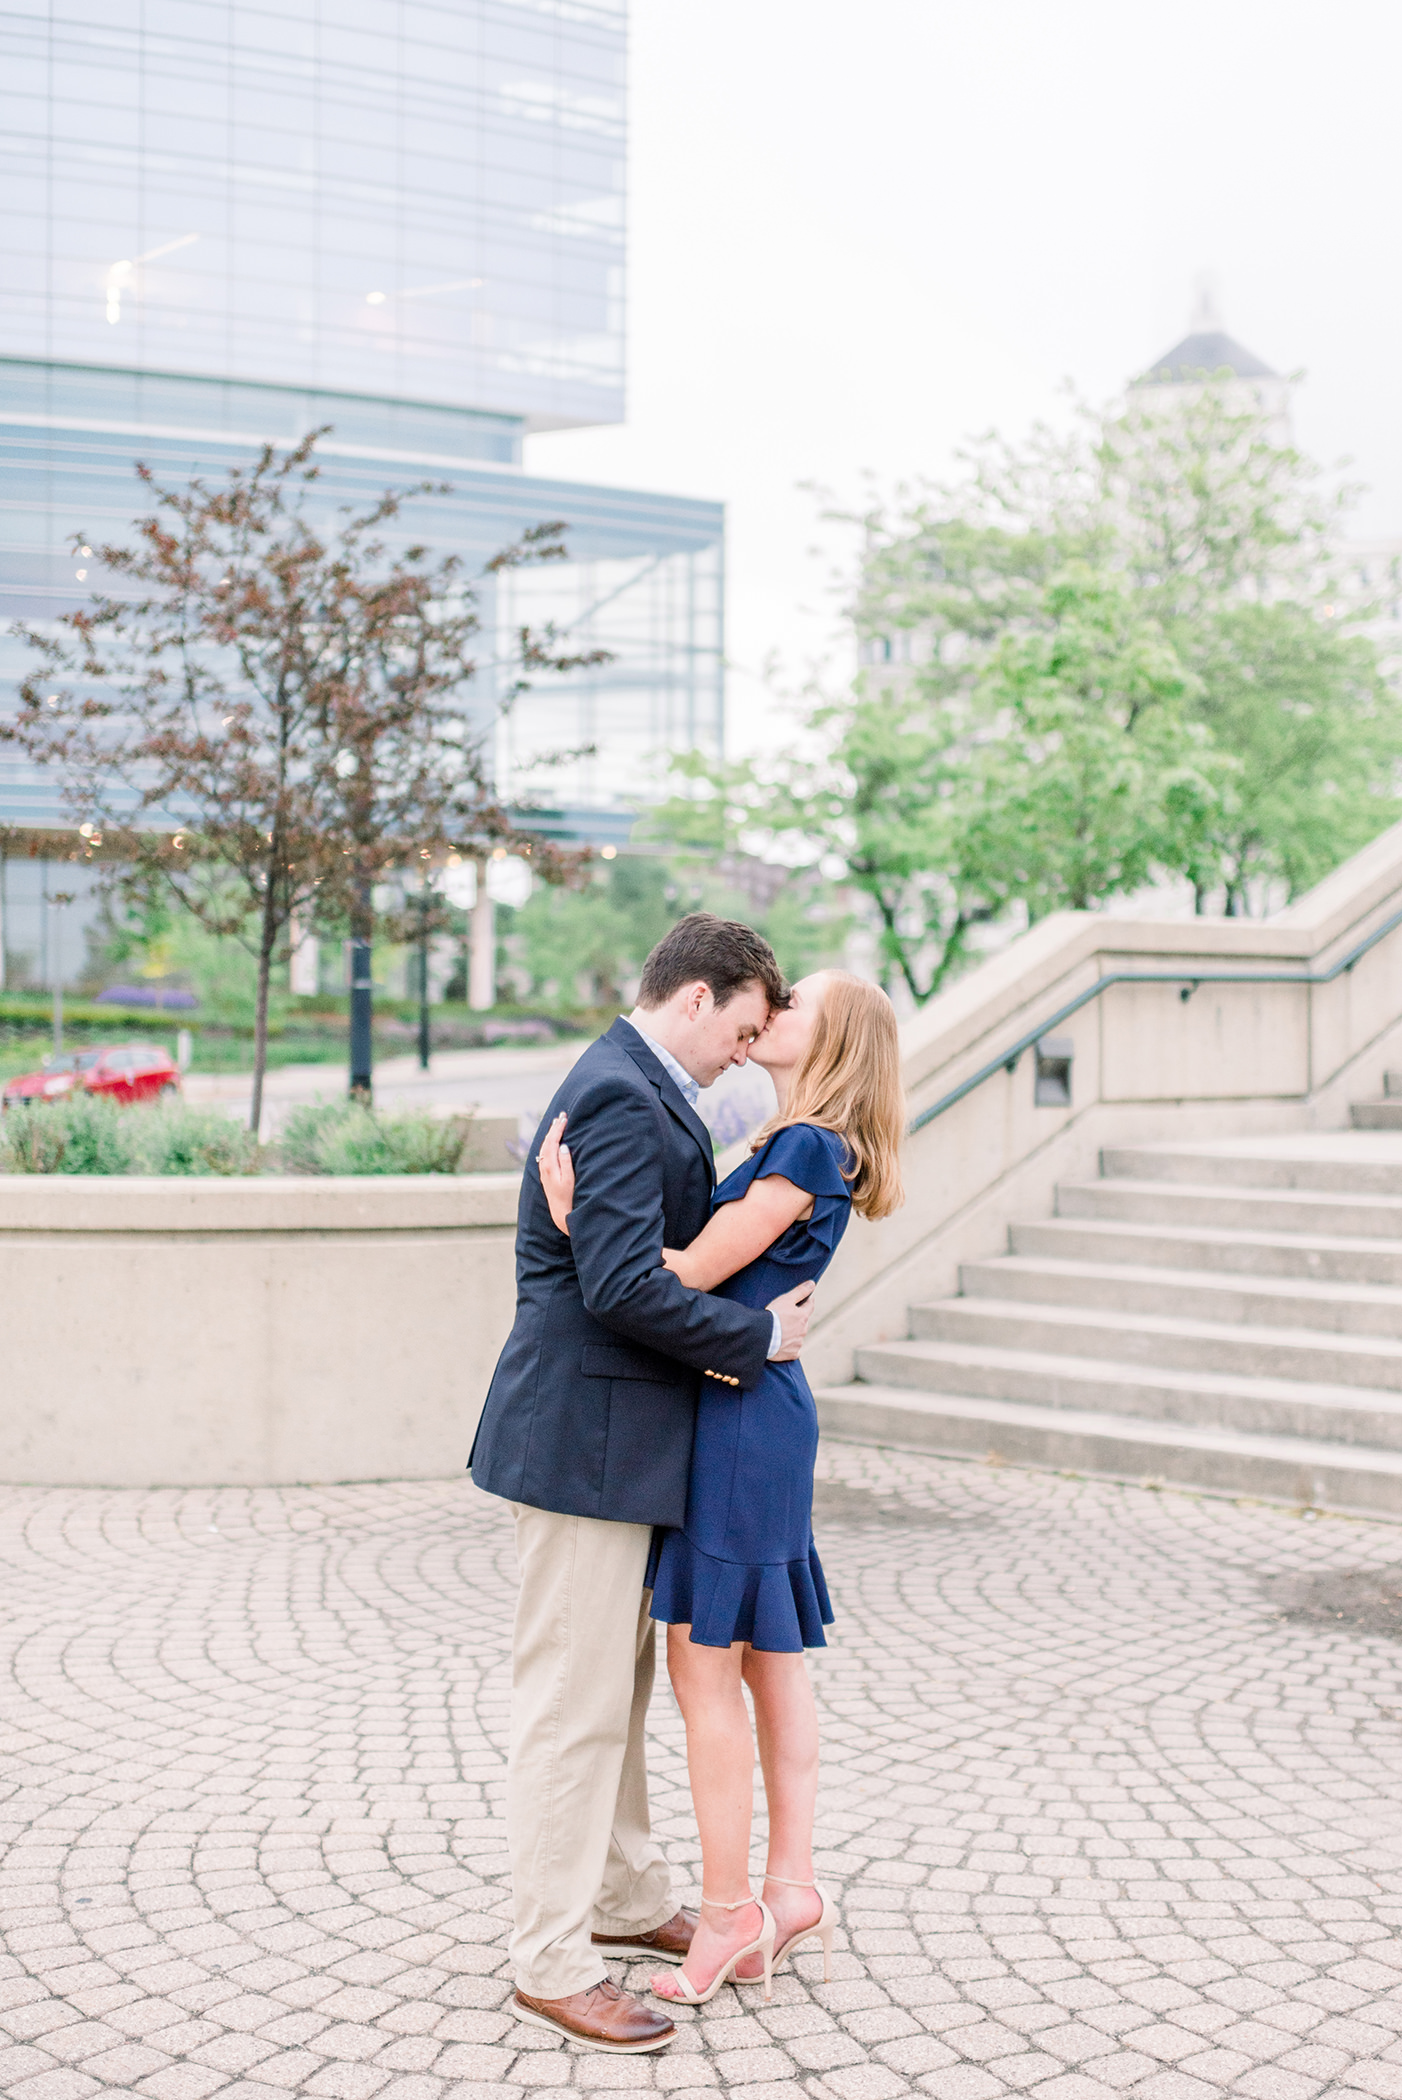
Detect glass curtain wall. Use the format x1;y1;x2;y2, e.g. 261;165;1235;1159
0;0;726;843
495;539;724;810
0;362;723;827
0;0;626;429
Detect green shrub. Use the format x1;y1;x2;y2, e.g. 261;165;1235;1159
278;1100;349;1175
0;1103;74;1173
322;1109;471;1176
127;1103;261;1177
280;1100;471;1175
0;1095;133;1174
0;1094;474;1176
0;1095;258;1175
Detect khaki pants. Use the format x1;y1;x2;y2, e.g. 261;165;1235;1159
506;1504;675;1997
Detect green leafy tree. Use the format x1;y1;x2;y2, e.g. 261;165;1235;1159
652;569;1226;1002
821;378;1400;953
1093;391;1402;905
1183;602;1401;909
1095;383;1349;627
505;879;639;1008
502;842;846;1010
962;568;1227;920
499;855;674;1010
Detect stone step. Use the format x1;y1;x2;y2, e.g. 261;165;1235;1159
1011;1214;1402;1286
1101;1141;1402;1195
1058;1176;1402;1240
854;1335;1402;1446
1351;1101;1402;1130
959;1253;1402;1338
908;1293;1402;1390
815;1382;1402;1517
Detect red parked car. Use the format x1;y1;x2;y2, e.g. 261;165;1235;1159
2;1043;182;1111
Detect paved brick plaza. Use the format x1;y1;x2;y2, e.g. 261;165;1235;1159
2;1444;1400;2100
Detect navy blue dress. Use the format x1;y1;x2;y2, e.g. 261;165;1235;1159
646;1122;853;1652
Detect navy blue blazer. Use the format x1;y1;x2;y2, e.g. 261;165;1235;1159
469;1018;774;1526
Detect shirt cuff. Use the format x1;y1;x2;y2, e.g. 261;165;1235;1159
767;1310;783;1359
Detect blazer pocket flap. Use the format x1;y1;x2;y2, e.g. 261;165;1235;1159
581;1342;684;1385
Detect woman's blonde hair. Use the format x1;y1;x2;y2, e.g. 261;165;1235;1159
752;972;905;1221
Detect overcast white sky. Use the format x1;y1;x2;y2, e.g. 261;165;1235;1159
528;0;1402;756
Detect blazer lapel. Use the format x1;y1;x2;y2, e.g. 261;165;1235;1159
609;1018;716;1186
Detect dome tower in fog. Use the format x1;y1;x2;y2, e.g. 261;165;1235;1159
1133;280;1291;433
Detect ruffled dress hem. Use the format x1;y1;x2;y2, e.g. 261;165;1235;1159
647;1526;833;1652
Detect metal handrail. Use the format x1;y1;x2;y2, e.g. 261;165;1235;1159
907;900;1402;1135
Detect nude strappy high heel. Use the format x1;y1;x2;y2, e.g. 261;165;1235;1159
651;1893;776;2005
734;1873;836;1983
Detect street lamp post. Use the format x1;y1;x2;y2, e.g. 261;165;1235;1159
349;878;373;1104
50;891;75;1056
416;877;432;1072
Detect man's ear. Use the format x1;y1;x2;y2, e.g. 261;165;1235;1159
685;981;710;1020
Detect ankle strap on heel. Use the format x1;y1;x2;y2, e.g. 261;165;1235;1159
763;1873;816;1887
701;1891;756;1909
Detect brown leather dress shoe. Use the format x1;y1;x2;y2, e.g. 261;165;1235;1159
513;1978;676;2052
592;1906;698;1964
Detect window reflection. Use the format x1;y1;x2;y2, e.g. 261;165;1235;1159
0;359;720;814
0;1;697;839
0;0;626;424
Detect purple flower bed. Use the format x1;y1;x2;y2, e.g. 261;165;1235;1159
707;1093;766;1150
96;985;199;1010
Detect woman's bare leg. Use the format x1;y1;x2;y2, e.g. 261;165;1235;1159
650;1625;765;1998
733;1648;822;1975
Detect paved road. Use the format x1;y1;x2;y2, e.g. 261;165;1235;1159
1;1444;1399;2100
183;1042;591;1130
183;1042;777;1143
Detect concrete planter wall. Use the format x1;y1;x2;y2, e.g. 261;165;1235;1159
0;1174;520;1487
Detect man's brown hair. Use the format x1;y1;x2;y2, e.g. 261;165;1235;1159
636;912;788;1013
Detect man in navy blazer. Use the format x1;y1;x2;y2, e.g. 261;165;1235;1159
470;915;814;2053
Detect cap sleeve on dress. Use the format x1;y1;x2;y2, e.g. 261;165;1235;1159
715;1122;852;1207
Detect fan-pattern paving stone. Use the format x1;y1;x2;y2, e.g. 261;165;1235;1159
0;1447;1400;2099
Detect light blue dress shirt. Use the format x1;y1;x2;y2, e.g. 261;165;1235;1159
624;1013;783;1360
623;1013;700;1109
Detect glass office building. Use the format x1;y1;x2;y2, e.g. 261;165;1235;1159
0;0;723;849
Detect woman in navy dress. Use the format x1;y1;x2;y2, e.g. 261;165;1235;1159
539;970;904;2006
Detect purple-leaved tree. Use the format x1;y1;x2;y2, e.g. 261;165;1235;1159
4;432;603;1128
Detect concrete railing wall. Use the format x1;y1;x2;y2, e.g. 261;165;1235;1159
804;816;1402;1387
9;819;1402;1487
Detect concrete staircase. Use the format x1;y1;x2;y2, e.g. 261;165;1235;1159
817;1117;1402;1517
1351;1069;1402;1131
